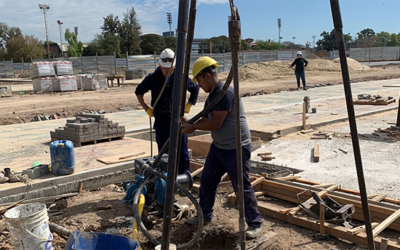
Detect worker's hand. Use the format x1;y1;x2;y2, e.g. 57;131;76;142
181;116;188;124
146;108;154;117
184;103;192;113
181;123;195;134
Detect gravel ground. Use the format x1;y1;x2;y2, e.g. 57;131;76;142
252;110;400;199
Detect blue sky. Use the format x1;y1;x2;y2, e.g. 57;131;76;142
1;0;399;45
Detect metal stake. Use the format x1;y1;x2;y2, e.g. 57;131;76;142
161;0;189;249
329;1;375;249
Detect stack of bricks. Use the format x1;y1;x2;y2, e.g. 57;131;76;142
50;114;126;147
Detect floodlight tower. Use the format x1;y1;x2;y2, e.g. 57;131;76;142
292;36;296;49
312;35;317;49
74;26;78;39
39;4;50;59
167;13;172;36
57;20;63;57
277;18;281;43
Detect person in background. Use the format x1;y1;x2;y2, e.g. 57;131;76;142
289;51;308;90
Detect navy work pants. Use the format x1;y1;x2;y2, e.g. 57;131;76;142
153;121;190;174
199;143;262;228
295;70;306;88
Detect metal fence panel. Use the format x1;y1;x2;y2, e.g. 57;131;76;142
0;60;14;77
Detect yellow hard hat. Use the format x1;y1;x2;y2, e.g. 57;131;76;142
192;57;218;83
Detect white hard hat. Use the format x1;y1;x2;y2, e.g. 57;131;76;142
159;48;176;68
297;51;302;55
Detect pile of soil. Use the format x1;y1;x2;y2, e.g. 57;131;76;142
219;58;371;82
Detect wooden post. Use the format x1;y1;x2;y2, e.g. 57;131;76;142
320;203;325;235
314;144;320;162
396;97;400;127
302;102;306;130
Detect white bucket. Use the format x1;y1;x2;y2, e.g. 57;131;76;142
155;244;177;250
4;203;53;250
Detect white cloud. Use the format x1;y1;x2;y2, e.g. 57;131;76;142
0;0;226;43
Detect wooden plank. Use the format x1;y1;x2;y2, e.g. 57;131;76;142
347;222;379;235
381;238;389;250
373;209;400;237
313;183;335;188
372;194;387;202
190;161;204;172
257;152;272;156
276;175;301;181
97;152;146;164
314;144;319;162
261;156;275;161
302;102;306;130
319;203;325;235
251;177;266;187
256;202;400;250
191;167;204;177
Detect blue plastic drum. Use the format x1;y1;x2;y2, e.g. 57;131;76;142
50;140;75;175
65;232;138;250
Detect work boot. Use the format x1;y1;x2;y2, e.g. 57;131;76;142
246;227;261;239
0;173;8;184
297;87;301;91
303;87;307;91
4;169;18;183
185;216;211;225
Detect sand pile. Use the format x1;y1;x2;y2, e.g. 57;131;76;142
219;58;371;82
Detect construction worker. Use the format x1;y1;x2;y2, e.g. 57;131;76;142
289;51;308;90
182;57;262;239
135;48;199;174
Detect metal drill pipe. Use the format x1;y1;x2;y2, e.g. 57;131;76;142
329;1;375;249
229;1;246;248
161;0;189;249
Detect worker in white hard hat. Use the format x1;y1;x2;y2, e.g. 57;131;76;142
289;51;308;90
182;56;262;239
135;48;199;174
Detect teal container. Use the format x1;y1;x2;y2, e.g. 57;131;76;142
50;140;75;175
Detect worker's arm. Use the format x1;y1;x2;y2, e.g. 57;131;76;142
135;74;153;114
289;60;296;68
136;95;150;111
187;78;199;106
304;58;309;68
182;111;228;134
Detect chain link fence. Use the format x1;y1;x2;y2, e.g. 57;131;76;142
331;46;400;61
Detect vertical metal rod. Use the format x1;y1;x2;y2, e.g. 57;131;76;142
229;1;246;248
126;51;129;70
113;51;117;76
154;51;157;69
329;1;375;249
161;0;189;249
396;97;400;127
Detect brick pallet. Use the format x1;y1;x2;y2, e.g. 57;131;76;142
50;114;126;147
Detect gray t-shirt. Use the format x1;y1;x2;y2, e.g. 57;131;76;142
203;81;251;150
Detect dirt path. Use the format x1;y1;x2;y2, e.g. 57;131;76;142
1;64;399;126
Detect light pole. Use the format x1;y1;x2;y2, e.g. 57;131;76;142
277;18;281;44
74;26;78;39
312;35;316;49
39;4;50;59
167;13;172;36
57;20;63;57
292;36;296;49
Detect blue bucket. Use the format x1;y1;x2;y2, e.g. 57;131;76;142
65;231;138;250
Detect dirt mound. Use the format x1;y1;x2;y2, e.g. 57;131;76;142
333;57;371;71
219;58;371;82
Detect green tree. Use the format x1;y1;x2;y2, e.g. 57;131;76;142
252;39;281;50
101;14;120;35
376;31;390;46
199;35;231;54
119;7;142;55
65;28;83;57
163;36;177;51
241;40;250;51
316;29;352;51
0;22;22;49
140;34;166;55
83;34;120;57
5;35;46;62
388;33;400;46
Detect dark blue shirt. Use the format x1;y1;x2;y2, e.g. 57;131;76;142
135;67;199;125
291;57;308;72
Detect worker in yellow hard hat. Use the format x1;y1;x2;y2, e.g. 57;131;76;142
182;56;262;239
135;48;199;174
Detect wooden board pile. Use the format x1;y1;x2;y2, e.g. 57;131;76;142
50;114;125;146
373;125;400;140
